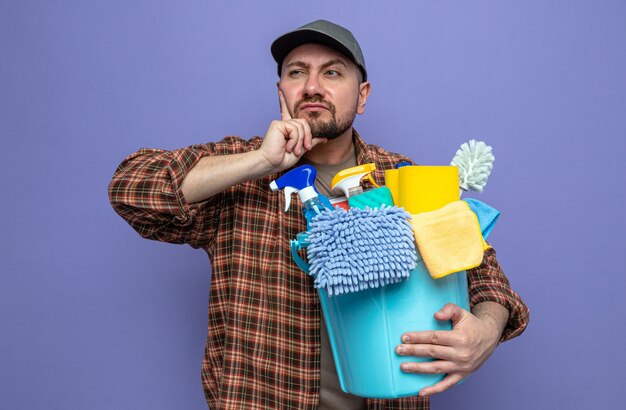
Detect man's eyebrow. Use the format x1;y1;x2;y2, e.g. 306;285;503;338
285;59;349;70
320;58;349;70
285;61;310;69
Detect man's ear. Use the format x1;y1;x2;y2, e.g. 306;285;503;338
357;81;371;115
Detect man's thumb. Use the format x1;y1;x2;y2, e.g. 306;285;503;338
434;303;466;326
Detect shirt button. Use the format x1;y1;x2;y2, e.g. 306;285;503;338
309;386;317;393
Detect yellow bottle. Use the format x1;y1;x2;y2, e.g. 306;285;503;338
397;166;459;213
331;163;378;198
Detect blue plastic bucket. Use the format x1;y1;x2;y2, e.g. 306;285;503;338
291;235;470;398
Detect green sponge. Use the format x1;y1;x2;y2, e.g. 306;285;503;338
347;186;394;210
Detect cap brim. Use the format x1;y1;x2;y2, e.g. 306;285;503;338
271;29;360;77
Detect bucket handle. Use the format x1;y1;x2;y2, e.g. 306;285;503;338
290;234;311;274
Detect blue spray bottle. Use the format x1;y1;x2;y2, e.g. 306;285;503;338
269;164;332;229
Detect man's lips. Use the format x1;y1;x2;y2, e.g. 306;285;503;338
298;103;329;112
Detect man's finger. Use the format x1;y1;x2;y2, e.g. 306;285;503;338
401;330;458;347
310;137;328;149
396;343;455;361
293;118;313;150
399;359;454;375
418;373;464;397
278;90;292;120
281;122;299;153
288;120;305;156
434;303;467;327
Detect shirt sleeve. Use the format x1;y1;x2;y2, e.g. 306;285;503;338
108;136;257;249
467;247;530;342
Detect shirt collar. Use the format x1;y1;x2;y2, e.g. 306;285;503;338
352;129;373;166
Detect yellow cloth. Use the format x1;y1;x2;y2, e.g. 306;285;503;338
410;201;490;279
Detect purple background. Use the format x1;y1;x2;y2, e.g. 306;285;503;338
2;1;625;409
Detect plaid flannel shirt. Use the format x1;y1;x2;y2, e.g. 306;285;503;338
109;131;529;410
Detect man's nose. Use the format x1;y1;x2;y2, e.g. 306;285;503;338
303;73;325;98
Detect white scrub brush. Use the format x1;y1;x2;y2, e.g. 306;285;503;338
450;139;495;193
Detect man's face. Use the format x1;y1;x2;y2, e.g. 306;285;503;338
278;43;370;140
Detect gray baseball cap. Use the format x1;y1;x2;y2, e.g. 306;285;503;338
271;19;367;81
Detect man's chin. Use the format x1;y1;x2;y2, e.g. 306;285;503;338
302;114;354;140
296;111;323;121
311;128;345;140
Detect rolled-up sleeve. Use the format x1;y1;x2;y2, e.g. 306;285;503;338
467;247;530;342
108;136;260;248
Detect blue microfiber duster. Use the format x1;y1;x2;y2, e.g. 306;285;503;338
307;205;418;296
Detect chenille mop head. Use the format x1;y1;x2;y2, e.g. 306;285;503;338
306;206;417;296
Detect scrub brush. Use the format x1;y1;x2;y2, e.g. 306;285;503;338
450;139;495;194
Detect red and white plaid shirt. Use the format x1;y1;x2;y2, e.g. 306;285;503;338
109;131;529;410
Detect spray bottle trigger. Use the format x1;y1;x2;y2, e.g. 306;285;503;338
366;174;379;188
284;187;297;212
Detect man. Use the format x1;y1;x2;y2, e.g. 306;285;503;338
109;20;529;410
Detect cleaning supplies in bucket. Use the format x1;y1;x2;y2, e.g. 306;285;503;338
450;139;495;194
269;164;332;228
330;163;394;210
410;201;487;279
464;198;500;238
279;139;500;398
307;205;417;295
394;165;460;213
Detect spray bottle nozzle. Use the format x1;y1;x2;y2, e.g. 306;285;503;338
331;163;379;198
270;165;320;212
